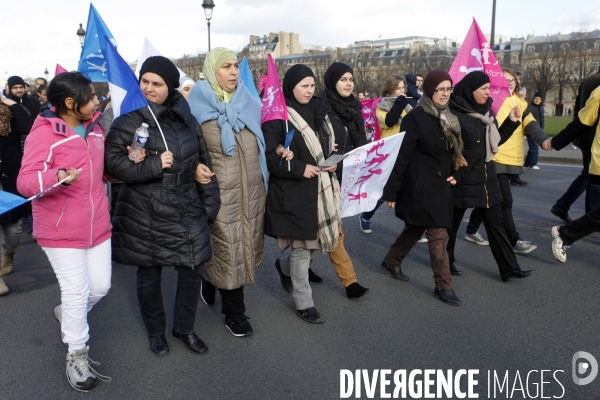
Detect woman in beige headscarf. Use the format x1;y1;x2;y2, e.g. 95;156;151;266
188;48;292;338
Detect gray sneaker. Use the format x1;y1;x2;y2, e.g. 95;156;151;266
465;232;489;246
53;304;67;346
512;240;537;254
65;347;111;392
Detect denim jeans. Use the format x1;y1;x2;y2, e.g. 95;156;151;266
523;136;539;168
553;149;593;214
361;199;385;221
1;220;23;251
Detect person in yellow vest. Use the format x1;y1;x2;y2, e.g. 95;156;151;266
548;85;600;262
464;68;551;254
359;74;414;234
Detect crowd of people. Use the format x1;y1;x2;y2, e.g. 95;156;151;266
1;50;599;392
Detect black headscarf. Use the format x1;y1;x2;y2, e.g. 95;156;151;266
451;71;492;115
139;56;180;106
323;62;360;140
283;64;318;131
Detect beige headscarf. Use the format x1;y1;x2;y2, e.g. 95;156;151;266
202;47;238;103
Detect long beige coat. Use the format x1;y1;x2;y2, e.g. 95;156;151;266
201;119;266;290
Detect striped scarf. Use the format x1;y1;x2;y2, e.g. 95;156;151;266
287;107;341;252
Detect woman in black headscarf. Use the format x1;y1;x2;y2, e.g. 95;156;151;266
315;62;369;299
263;64;341;323
446;71;534;282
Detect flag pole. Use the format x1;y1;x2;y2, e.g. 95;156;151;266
27;168;82;201
147;106;169;152
508;87;518;108
285;120;290;171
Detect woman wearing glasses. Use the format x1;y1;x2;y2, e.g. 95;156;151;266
464;68;550;255
379;70;463;306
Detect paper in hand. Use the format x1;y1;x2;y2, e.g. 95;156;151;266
319;154;346;169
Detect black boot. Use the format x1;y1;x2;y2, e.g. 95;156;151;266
380;260;409;281
308;268;323;283
275;258;293;293
148;334;170;356
449;263;462;276
502;268;535;282
434;288;463;306
345;282;370;299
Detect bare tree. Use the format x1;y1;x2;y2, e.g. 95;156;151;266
553;42;574;115
523;43;557;99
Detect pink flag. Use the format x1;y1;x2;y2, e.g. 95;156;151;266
55;64;68;76
261;54;288;125
360;98;381;141
448;18;509;115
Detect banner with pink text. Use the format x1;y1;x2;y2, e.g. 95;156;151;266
340;133;404;218
360;98;381;141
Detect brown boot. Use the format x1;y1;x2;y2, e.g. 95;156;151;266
1;246;17;275
0;275;8;296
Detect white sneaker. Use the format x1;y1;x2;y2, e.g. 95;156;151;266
53;304;67;346
531;165;540;170
65;347;111;392
551;226;568;263
512;240;537;254
417;236;428;243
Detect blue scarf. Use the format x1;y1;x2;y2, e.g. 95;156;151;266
188;79;268;192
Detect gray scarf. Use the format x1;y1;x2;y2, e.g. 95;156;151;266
418;96;463;171
467;111;501;162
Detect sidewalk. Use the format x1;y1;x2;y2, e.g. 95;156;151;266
530;144;583;165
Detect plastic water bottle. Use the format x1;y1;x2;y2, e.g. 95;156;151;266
129;123;149;161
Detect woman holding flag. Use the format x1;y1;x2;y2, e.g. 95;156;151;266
264;64;340;323
188;48;292;337
17;72;112;391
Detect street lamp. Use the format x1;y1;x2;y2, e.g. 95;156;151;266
76;23;86;48
44;68;49;83
202;0;215;51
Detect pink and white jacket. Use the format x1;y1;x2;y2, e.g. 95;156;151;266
17;109;112;248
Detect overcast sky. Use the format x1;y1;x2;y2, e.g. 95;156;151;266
1;0;599;81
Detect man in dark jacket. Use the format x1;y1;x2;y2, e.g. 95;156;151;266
404;74;422;107
523;91;545;170
0;76;36;294
550;67;600;223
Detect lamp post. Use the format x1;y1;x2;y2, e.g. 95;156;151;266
76;23;86;48
202;0;215;51
44;68;49;83
490;0;496;49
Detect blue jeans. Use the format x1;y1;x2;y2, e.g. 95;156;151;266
523;136;539;167
361;199;385;221
553;149;593;214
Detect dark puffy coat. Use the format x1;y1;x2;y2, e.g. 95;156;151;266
382;106;458;229
0;99;36;225
449;96;521;209
263;101;331;240
317;90;367;181
105;93;220;268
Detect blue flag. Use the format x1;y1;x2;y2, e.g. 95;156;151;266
0;192;28;216
77;4;117;82
239;58;261;104
104;37;148;118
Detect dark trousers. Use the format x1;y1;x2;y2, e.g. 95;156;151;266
384;225;452;289
523;136;539;168
560;207;600;246
361;199;385;220
448;205;520;278
553;149;593;214
202;279;246;315
467;173;521;246
136;265;202;336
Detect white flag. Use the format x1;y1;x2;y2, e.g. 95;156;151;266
135;38;186;80
340;133;405;218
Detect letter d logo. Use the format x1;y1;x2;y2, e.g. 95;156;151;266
572;351;598;385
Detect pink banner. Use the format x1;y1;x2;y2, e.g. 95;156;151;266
360;98;381;141
261;54;288;125
448;18;509;115
55;64;68;76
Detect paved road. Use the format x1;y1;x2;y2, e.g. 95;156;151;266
1;163;599;399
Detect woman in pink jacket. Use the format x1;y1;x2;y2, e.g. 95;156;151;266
17;72;115;392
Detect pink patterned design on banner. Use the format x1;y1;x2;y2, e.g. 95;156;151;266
448;18;509;115
261;54;288;125
360;98;381;141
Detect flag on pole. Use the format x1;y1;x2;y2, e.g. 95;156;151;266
360;98;381;141
104;37;148;118
55;64;68;76
239;57;261;104
0;192;29;216
77;4;117;82
261;54;288;125
134;38;185;80
448;18;509;115
339;133;404;218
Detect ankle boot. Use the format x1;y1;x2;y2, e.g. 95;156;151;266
0;274;8;296
1;246;17;275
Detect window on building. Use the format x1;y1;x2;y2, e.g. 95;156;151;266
527;46;535;53
378;60;383;66
358;62;362;67
367;61;372;67
390;59;396;65
511;56;518;64
594;41;600;49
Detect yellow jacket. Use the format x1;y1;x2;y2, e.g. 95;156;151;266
581;87;600;176
493;95;538;166
377;108;408;139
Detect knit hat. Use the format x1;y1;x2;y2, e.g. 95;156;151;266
203;47;238;103
7;76;26;90
533;91;543;100
422;70;453;99
139;56;180;92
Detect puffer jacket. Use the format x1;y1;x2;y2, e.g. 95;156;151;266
448;95;521;209
17;109;111;248
104;93;220;268
201;119;265;290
